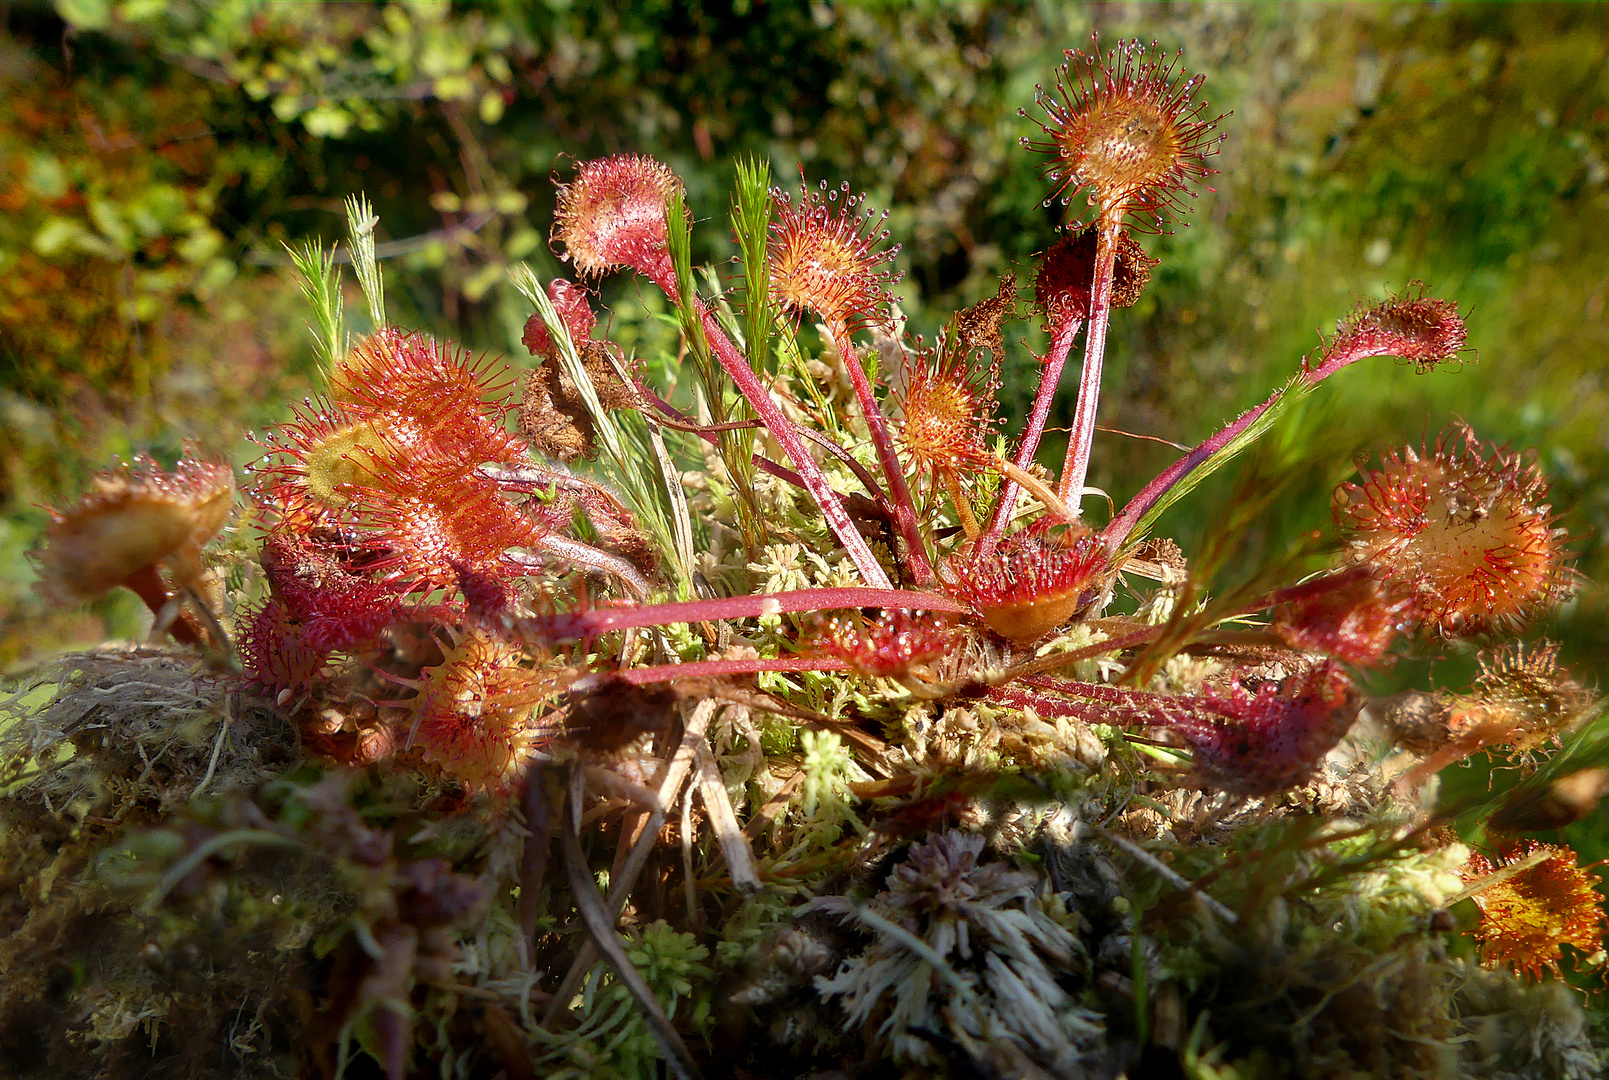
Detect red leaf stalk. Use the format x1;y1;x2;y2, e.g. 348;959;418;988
611;656;851;686
1056;220;1120;508
981;312;1083;548
825;318;933;584
686;298;895;588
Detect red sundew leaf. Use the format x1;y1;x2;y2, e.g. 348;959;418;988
333;329;527;463
1446;640;1589;760
1462;841;1607;981
898;276;1018;485
1334;424;1573;638
1308;282;1468;376
1270;569;1415;667
946;522;1113;644
1178;662;1361;794
238;596;329;698
37;451;234;603
551;154;684;280
1023;33;1227;230
898;344;997;480
1001;664;1361;794
768;177;901;331
260;530;423;653
343;473;541;591
401;629;566;793
806;609;965;679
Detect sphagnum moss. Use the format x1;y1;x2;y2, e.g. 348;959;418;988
4;30;1606;1080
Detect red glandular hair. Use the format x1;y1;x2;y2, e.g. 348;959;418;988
331;330;527;465
252;330;538;592
1308;283;1468;375
1334;424;1573;638
339;331;521;428
898;279;1018;517
946;522;1112;644
1462;840;1606;981
551;154;684;283
393;628;565;793
808;609;964;680
768;179;901;331
898;334;1000;482
1270;568;1415;667
1023;34;1225;229
255;333;521;514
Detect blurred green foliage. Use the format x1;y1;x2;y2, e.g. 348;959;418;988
2;1;1607;681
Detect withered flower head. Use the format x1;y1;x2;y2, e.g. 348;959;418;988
1034;226;1159;327
768;178;901;330
1462;841;1606;981
519;327;643;465
37;452;234;603
1335;424;1573;637
947;522;1112;643
1023;34;1225;229
949;273;1018;366
552;154;684;281
1309;282;1468;375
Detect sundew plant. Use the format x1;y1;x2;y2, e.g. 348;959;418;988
5;33;1608;1080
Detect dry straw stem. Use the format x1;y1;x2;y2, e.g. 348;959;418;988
696;741;762;892
561;761;704;1080
544;698;720;1025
